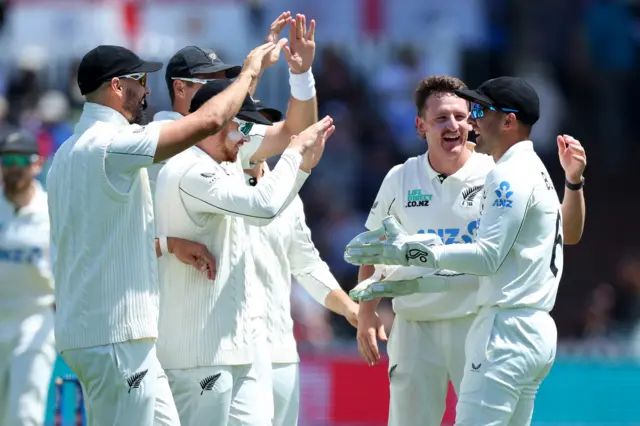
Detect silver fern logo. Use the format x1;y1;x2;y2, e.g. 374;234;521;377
127;369;148;393
200;373;221;395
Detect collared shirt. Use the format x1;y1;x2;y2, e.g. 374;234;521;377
0;182;53;320
430;141;563;311
47;102;163;351
366;151;495;321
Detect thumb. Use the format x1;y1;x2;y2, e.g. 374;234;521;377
283;45;292;62
382;216;407;239
557;136;566;156
378;324;388;342
275;37;288;52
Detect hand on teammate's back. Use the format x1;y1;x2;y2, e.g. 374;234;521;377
240;42;278;81
284;13;316;74
263;11;293;69
288;115;335;172
168;237;217;280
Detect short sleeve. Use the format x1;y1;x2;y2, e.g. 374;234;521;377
105;122;162;175
365;165;400;231
239;124;268;169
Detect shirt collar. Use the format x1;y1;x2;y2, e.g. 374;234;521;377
153;110;184;121
496;140;534;165
75;102;130;134
424;150;481;184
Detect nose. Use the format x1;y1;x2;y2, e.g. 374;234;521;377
145;86;151;95
445;118;458;131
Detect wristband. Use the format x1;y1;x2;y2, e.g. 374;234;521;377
565;177;584;191
289;69;316;101
158;236;170;256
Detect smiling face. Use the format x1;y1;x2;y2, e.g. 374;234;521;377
417;93;471;160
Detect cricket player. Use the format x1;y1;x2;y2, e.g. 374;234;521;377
154;77;333;425
0;130;55;426
346;76;579;425
243;155;359;426
46;42;276;425
348;76;586;426
150;11;302;190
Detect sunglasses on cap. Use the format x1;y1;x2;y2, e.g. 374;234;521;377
117;72;147;87
171;77;216;85
470;103;519;120
1;154;38;168
232;118;254;136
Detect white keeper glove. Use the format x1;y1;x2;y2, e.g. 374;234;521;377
344;216;442;267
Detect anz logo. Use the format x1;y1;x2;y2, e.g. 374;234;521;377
0;247;43;265
417;220;479;244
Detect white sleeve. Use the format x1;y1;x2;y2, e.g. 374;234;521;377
105;122;162;176
287;198;340;306
365;165;401;231
179;149;309;226
430;164;534;275
238;124;268;169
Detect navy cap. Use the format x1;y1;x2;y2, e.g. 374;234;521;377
77;45;163;95
456;76;540;125
0;130;39;155
253;98;283;123
166;46;241;83
190;80;272;126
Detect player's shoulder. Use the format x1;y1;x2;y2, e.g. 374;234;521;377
383;154;424;181
469;152;496;173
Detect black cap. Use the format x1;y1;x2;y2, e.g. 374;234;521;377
0;130;39;155
166;46;241;84
77;45;163;95
190;80;272;126
456;76;540;125
253;98;283;122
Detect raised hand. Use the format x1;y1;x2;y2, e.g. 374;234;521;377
557;134;586;184
283;14;316;74
263;11;293;68
289;116;335;170
240;42;277;80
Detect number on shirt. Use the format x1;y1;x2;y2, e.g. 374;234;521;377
550;210;563;277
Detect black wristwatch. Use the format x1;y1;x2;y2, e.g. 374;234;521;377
565;177;585;191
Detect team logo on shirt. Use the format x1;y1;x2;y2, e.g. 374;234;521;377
417;220;479;244
461;185;484;207
405;189;432;208
199;373;222;395
492;181;513;209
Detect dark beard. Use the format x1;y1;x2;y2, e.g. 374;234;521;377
123;88;145;124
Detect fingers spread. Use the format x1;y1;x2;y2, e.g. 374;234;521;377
307;19;316;41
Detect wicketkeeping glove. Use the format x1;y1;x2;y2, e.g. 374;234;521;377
344;216;442;267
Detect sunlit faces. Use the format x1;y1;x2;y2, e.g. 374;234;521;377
417;93;471;158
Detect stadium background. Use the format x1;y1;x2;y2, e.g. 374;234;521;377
0;0;639;424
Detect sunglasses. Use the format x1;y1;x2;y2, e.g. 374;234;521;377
232;118;254;136
1;154;37;168
117;72;147;87
470;103;519;120
171;77;216;85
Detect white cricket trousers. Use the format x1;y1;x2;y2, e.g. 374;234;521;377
0;308;56;426
387;313;475;426
455;307;557;426
272;363;299;426
166;334;273;426
61;339;180;426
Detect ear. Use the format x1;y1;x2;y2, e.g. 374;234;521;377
173;80;184;98
504;112;517;129
109;77;123;95
415;116;427;140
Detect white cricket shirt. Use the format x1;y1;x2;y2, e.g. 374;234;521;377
47;102;162;352
0;182;54;320
366;151;494;321
430;141;563;311
245;165;340;363
155;143;308;368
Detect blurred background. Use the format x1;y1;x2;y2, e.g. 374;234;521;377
1;0;640;424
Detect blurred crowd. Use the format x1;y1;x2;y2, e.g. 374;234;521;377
1;0;640;356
